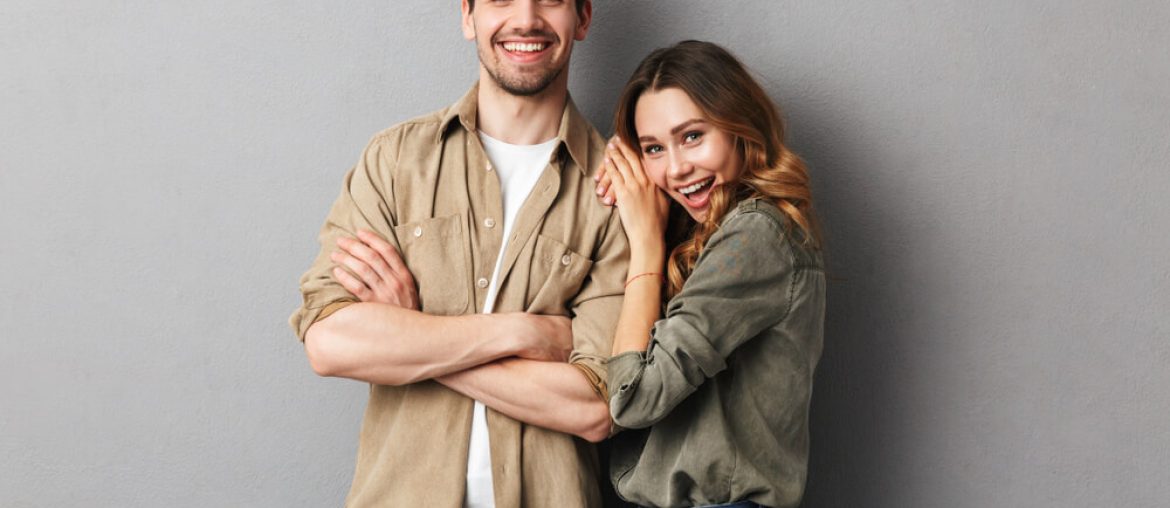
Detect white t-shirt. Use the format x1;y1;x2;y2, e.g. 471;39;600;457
464;131;558;508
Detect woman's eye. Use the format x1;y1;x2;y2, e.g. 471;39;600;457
643;145;663;154
683;131;703;143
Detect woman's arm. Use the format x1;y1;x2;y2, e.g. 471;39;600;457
599;138;670;357
608;208;801;429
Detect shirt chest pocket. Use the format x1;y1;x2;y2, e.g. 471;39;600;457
393;214;471;316
525;234;593;315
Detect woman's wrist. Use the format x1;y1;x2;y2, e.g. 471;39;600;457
628;253;664;277
628;239;665;269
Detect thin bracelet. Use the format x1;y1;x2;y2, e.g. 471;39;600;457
625;272;664;289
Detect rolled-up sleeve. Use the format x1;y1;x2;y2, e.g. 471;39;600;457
288;131;402;342
609;211;797;429
567;210;630;401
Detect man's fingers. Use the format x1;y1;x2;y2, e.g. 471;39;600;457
338;235;395;282
333;266;371;301
331;250;381;288
356;230;413;283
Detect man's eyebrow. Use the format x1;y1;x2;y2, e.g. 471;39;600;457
638;119;706;143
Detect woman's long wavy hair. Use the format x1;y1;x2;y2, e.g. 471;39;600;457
614;40;822;299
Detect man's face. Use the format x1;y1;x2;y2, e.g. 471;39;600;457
461;0;592;97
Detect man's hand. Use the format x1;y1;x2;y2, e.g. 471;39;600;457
331;229;572;363
501;313;573;363
331;229;419;309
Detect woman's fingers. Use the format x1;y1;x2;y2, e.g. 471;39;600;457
603;156;626;206
606;143;638;190
604;155;626;187
612;138;648;186
595;163;613;202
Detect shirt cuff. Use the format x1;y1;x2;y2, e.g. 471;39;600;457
315;300;357;323
606;350;648;399
570;360;609;402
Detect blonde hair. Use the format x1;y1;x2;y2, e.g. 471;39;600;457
613;40;821;298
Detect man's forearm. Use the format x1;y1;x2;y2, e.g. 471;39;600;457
436;358;611;443
304;302;521;385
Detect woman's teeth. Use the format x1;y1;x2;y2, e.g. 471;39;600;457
679;178;714;196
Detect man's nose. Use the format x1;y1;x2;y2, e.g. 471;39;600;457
511;1;544;32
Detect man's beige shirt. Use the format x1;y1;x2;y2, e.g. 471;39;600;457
290;84;628;507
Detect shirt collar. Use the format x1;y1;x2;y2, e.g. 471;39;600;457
439;82;591;176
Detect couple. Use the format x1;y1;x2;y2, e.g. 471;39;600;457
290;1;824;507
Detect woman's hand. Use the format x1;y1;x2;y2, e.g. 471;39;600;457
330;230;419;309
599;137;670;255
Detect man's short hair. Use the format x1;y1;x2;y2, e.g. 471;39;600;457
467;0;587;18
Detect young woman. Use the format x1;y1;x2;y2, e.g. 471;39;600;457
595;40;826;508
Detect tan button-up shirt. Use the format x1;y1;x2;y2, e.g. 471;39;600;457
290;83;628;507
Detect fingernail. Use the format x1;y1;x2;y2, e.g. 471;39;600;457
604;197;613;205
596;185;604;195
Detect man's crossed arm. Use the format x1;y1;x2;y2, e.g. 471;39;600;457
304;230;611;442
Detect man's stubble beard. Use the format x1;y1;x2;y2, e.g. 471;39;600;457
477;39;568;97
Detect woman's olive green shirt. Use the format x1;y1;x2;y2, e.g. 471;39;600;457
607;199;826;508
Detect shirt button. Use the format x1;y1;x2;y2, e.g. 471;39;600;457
484;218;496;228
413;226;422;237
477;277;489;288
561;254;572;266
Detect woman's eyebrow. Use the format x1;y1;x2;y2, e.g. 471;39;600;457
669;119;705;136
638;119;706;143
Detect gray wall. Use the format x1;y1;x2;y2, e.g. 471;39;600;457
2;1;1167;506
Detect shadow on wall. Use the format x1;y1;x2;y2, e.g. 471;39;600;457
792;80;908;506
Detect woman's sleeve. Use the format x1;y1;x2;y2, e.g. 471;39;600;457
608;210;798;429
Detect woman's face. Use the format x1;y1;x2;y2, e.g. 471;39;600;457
633;87;743;222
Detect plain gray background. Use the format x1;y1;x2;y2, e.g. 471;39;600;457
2;1;1168;506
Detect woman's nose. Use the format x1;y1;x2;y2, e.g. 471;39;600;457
667;150;692;179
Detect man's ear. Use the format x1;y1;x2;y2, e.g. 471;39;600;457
461;0;475;41
574;0;593;41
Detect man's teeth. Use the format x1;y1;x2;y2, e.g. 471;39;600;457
503;42;547;52
679;178;712;196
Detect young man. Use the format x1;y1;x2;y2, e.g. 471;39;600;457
289;1;626;506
